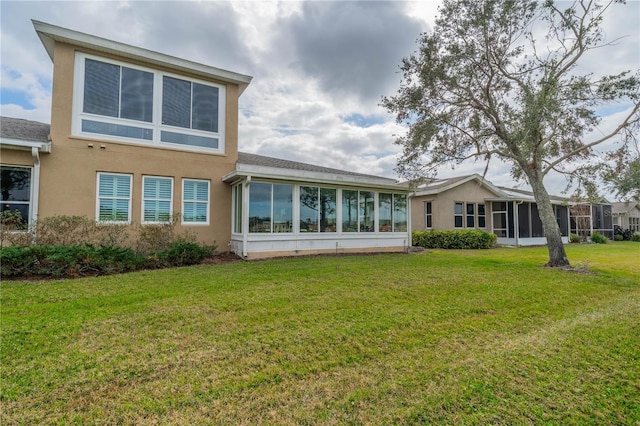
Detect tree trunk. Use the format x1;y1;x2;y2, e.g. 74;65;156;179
528;172;571;268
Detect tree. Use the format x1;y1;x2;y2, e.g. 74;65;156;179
382;0;640;267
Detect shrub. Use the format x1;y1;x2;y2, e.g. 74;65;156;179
590;231;608;244
570;233;582;243
157;241;216;267
35;215;131;248
631;233;640;242
412;229;497;249
613;225;634;241
0;244;146;278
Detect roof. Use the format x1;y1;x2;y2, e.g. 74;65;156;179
0;116;50;143
226;152;406;190
612;201;639;213
32;20;253;95
413;174;504;197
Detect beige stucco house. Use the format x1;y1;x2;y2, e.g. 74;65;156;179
410;174;613;245
612;202;640;233
1;21;411;259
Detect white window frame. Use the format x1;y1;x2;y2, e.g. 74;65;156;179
142;176;174;224
0;164;33;227
182;179;210;225
454;202;464;228
72;52;226;154
96;172;132;224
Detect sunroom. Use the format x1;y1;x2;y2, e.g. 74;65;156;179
223;153;412;259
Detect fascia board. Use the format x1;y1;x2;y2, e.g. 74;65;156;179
33;20;253;94
225;165;409;192
0;138;52;153
414;174;505;197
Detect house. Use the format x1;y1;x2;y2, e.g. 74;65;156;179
612;202;640;233
409;174;613;245
1;21;411;259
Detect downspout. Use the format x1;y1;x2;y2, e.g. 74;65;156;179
242;176;251;258
30;147;41;241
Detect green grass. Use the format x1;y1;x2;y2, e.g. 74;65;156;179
2;242;639;425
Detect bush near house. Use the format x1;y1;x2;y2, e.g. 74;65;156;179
0;214;216;278
614;225;635;241
412;229;497;249
590;231;608;244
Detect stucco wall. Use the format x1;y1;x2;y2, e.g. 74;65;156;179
411;180;498;230
37;41;240;247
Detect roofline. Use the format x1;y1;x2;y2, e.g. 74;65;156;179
223;164;409;191
0;138;52;153
413;174;505;197
32;20;253;95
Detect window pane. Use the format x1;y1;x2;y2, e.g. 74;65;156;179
249;182;272;233
121;67;154;122
466;203;475;228
273;184;293;233
518;203;530;238
192;83;218;132
379;193;392;232
300;186;318;232
183;180;209;223
162;76;191;128
1;166;31;202
454;202;463;215
84;59;119;117
161;131;218;149
320;188;336;232
97;174;131;222
82;120;153;140
359;191;374;232
394;194;407;232
1;203;29;225
143;177;172;223
233;184;243;234
342;190;358;232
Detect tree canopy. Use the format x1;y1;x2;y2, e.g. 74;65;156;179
383;0;639;267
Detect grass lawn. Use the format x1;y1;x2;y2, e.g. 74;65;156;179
2;242;639;425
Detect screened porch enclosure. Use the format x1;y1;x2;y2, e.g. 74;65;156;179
490;200;570;246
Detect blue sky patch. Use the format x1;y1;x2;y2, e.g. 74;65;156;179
343;113;386;128
0;88;35;110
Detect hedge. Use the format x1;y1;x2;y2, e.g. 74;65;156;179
412;229;497;249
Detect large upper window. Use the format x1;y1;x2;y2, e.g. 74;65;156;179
1;165;32;227
96;173;132;223
74;53;226;152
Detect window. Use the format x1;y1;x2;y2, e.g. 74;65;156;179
182;179;209;224
233;184;243;234
425;201;432;229
1;165;31;227
379;193;392;232
466;203;475;228
478;204;486;228
300;186;336;233
74;53;225;152
142;176;173;223
454;202;463;228
393;194;408;232
342;190;359;232
97;173;132;223
492;202;508;237
248;182;292;233
359;191;375;232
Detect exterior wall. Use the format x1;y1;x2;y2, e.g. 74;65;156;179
411;180;496;230
38;41;240;247
0;149;36;167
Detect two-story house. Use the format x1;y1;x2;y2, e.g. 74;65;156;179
1;21;412;259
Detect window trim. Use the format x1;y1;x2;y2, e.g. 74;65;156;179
72;52;226;154
0;164;33;228
141;175;174;224
182;178;210;225
96;172;133;224
425;201;433;229
454;202;464;228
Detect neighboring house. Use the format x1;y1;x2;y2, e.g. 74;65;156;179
612;202;640;233
410;174;613;246
0;21;411;259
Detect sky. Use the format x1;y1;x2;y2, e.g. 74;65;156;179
1;0;638;199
